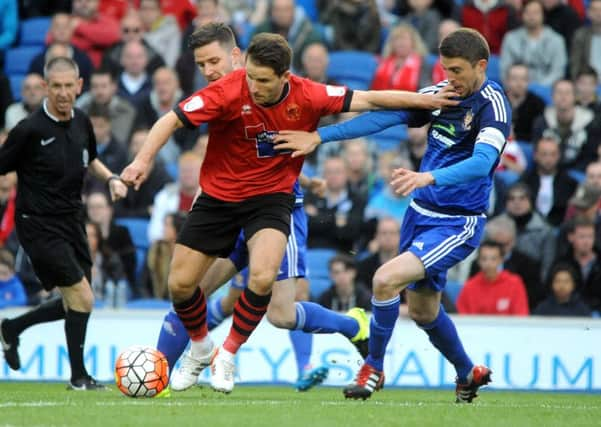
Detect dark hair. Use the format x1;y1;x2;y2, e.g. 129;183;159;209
328;253;357;271
188;22;237;51
576;65;599;81
87;102;111;121
439;28;489;64
246;33;292;76
507;181;533;200
0;248;15;271
566;215;596;233
478;240;504;256
522;0;544;13
535;129;561;150
44;56;79;79
91;67;116;81
546;261;582;291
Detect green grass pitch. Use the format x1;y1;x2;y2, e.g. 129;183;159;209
1;383;600;427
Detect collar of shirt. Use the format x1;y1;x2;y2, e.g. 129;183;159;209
43;98;74;122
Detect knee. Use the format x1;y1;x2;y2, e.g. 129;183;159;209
248;268;276;295
266;303;294;329
408;304;438;325
167;272;194;302
372;268;398;299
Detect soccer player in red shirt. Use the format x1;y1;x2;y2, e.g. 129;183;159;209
121;31;457;393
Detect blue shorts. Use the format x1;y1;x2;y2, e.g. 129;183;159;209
228;206;307;284
400;201;486;292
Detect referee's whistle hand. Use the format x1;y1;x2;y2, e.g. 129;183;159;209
121;160;149;191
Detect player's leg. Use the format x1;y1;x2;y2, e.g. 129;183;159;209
288;278;313;379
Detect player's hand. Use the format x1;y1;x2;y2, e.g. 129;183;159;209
308;177;326;198
121;159;151;191
421;85;459;110
273;130;321;158
390;168;435;196
108;178;128;202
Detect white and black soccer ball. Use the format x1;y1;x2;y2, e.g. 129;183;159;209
115;346;169;398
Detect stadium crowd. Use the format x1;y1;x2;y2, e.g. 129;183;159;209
0;0;600;318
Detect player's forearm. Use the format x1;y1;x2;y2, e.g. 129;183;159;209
88;158;114;182
318;111;408;143
431;143;498;186
353;90;432;110
136;112;182;163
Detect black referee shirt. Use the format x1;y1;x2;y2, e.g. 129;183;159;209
0;99;97;215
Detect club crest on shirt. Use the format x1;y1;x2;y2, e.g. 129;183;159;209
463;109;473;130
241;104;252;115
82;148;89;167
183;95;204;112
286;103;301;121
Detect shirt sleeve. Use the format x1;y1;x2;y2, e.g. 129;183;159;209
307;80;353;116
174;83;226;129
0;121;29;175
431;143;499;186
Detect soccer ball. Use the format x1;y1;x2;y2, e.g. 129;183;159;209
115;346;169;398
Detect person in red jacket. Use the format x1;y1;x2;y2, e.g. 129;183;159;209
460;0;520;54
457;240;530;315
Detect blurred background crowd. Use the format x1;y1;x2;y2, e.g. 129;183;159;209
0;0;600;319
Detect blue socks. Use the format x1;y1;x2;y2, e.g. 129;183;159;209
365;296;400;372
156;311;189;372
207;296;226;330
294;301;359;338
288;330;313;376
418;305;473;383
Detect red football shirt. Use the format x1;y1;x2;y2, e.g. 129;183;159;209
175;69;350;202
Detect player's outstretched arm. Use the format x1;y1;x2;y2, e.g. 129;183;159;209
121;111;183;190
350;84;459;111
274;110;407;157
390;143;500;196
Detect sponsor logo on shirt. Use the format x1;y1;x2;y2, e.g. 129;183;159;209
326;85;345;97
40;137;56;146
183;95;204;112
432;122;456;136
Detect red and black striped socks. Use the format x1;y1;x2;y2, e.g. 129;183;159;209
223;287;271;354
173;288;208;342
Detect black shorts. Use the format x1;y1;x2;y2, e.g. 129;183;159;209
177;192;295;257
15;211;92;291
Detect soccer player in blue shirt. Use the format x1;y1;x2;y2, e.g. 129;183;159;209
274;28;511;402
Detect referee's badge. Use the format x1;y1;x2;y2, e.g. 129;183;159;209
82;148;89;167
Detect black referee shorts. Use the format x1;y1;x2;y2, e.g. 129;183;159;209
177;192;295;257
15;211;92;291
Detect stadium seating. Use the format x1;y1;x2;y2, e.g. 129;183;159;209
8;74;25;101
4;45;44;75
306;248;336;299
367;124;408;152
115;218;150;279
327;51;378;90
528;83;552;105
19;17;51;46
297;0;319;22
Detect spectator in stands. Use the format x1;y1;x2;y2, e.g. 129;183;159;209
140;211;187;299
301;42;334;85
457;241;530;316
84;103;128;196
117;40;153;109
139;0;182;68
460;0;519;55
148;151;203;243
522;131;579;227
356;216;401;288
0;173;16;250
392;0;455;19
533;262;592;316
431;19;460;83
559;183;601;258
497;182;557;282
364;155;411;223
554;217;601;312
4;73;45;131
85;220;129;304
86;191;136;287
220;0;269;29
570;0;601;79
500;0;567;86
574;67;601;116
0;0;17;57
504;63;546;142
531;80;601;171
154;0;199;31
253;0;323;72
76;68;136;145
305;156;367;254
113;128;173;218
371;23;432;92
542;0;582;52
318;254;371;311
478;215;544;310
404;0;441;53
343;138;375;200
69;0;121;67
318;0;381;53
0;248;26;309
133;67;199;162
400;124;428;172
101;10;166;78
584;162;601;190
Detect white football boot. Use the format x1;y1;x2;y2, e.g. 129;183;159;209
210;347;236;394
170;344;216;391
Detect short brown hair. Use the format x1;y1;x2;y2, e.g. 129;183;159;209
0;248;15;271
246;33;292;76
188;22;237;51
439;28;489;64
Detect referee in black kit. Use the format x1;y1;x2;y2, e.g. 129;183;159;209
0;57;128;390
